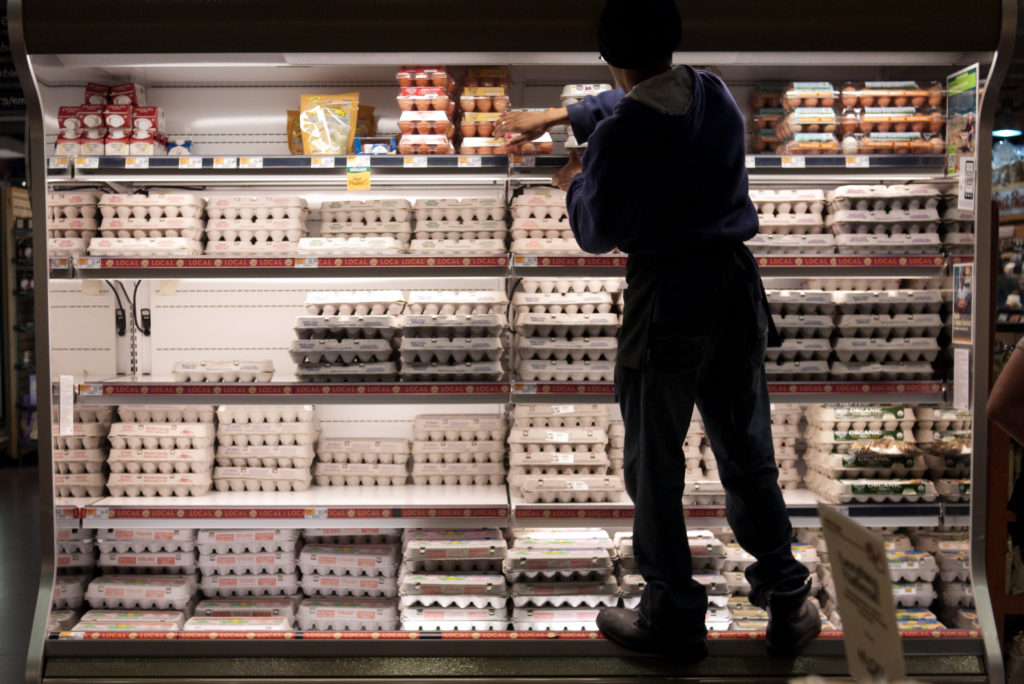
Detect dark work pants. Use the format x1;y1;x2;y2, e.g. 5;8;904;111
615;263;809;633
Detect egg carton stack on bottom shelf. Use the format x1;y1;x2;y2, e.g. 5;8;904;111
105;405;215;497
294;290;404;382
69;609;189;635
314;436;411;487
171;360;275;383
718;534;823;603
204;195;309;257
82;571;196;623
92;193;205;256
310;199;411;255
399;291;508;380
765;289;834;381
213;405;318;493
915;408;972;504
513;278;621;382
55;528;97;619
399;529;509;631
410;414;507;486
509;188;583;256
299;529;401;603
826;185;943;256
411;198;508;254
910;528;975;627
747;189;832;256
53;406;112;498
95;528;198;578
47;189;101;256
771;404;805;489
942;207;974;255
195;528;302;612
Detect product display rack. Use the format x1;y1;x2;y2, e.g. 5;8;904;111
14;0;1015;682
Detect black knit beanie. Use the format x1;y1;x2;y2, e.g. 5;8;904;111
598;0;682;69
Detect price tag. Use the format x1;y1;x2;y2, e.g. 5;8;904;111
84;507;110;520
510;155;536;167
745;155;756;169
780;156;806;169
311;156;335;169
212;157;237;169
458;156;482;168
177;156;202;169
403;156;428;168
550;405;575;415
75;157;99;169
124;157;149;169
545;431;570;443
239;156;263;169
76;256;101;269
304;507;328;520
514;256;538;268
294;257;319;269
845;155;870;168
77;383;103;397
552;454;576;464
49;157;68;169
515;382;538;394
566;481;589;491
346;156;370;191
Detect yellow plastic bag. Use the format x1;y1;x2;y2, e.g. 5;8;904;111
300;93;359;155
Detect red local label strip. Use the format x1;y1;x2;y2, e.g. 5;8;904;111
515;508;633;519
766;383;942;394
399;507;509;518
756;256;943;268
534;384;615;395
314;257;507;268
106;508;308;520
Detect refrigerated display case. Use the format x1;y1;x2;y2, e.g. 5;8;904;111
13;0;1016;682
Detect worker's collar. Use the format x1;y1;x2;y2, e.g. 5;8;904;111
627;65;693;116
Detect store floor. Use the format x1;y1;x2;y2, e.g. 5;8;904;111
0;464;40;684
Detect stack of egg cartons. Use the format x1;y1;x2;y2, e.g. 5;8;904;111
212;405;318;494
48;189;101;256
396;65;457;156
95;528;198;577
55;526;97;629
410;413;507;487
170;360;275;383
507;406;623;504
680;410;726;507
193;592;300;626
765;289;833;382
507;529;617;631
942;206;974;255
513;278;620;383
293;290;404;382
399;290;507;381
916;407;972;505
299;530;401;629
70;609;188;636
105;405;215;497
194;528;301;623
400;528;509;631
608;417;624;479
314;435;411;487
747;189;833;256
92;193;205;256
410;198;507;254
204;195;308;257
308;199;410;255
771;404;804;491
509;188;579;255
803;405;936;506
54;405;112;499
827;185;942;255
911;528;974;628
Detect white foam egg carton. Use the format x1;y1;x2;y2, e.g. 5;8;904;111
401;529;503;547
764;338;831;362
108;448;214;474
508;427;607;448
410;461;506;486
290;338;395;364
509;200;567;221
47;610;80;632
86;575;196;610
54;421;110;450
294;315;400;340
892;581;938;608
405;290;507;315
211;467;312;493
510;578;618;608
513;313;619;337
511;404;609;425
54;472;106;497
828;185;941;212
806;405;915;430
830;361;935;380
183;616;293;632
301;572;398;598
98;550;198;574
413;414;507;441
511;607;599;631
304;291;405;316
71;620;183;633
206;196;308;220
833;290;943;314
53;576;87;609
196;550;299;576
108;422;214;450
215;405;314;425
296;598;398;631
194;597;300;620
106;472;212;497
516;359;615;382
56;549;95;570
313;462;409;487
216;422;317;447
772;313;834;338
399;360;504;380
117;405;214;424
835;313;943;338
764;360;830;381
170;360;274;383
407;239;506;254
504;548;613;582
199;571;299;598
193;530;300;556
400;314;508;338
305;529;402;545
53;449;106;474
916;407;972;431
512;291;614;314
805;473;938;503
297;236;404;255
320;199;412;223
886;551;938;582
205;217;306;243
517;475;623;504
99;193;205;219
835;233;942;254
766;290;836;315
936;550;970;582
413;219;507;239
510;217;572;241
57;528;95;554
508;456;610;484
510;237;589;254
757;215;825;235
88;237;203;256
48;217;99;239
49;190;102;219
317;438;410;465
214;445;314;469
412;198;507;223
410;440;504;464
936;478;970;502
399;574;508;608
829;209;940;235
404;537;507;562
680;480;726;506
833;338;940;362
749;189;825;215
520;279;622;295
96;529;196;554
805;450;926;479
400;608;510;631
745;234;835;255
48;237;89;256
399;337;504;364
299;544;400;577
295;363;399;382
98;216;204;240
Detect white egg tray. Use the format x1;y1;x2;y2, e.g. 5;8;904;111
514;313;619;337
916;408;972;431
215;445;314;469
58;530;96;555
47;610;80;632
723;571;750;596
407;290;506;310
413;415;507;441
305;529;402;545
96;529;196;554
197;551;299;576
54;473;106;497
399;592;507;609
508;427;606;447
298;544;400;577
48;237;89;256
937;581;974;608
924;453;970;479
806;405;915;429
514;529;615;552
317;440;410;465
206;196;308;220
410;462;505;486
411;441;504;464
118;406;215;424
832;290;943;314
516;474;624;504
53;576;87;609
399;338;504;364
71;620;183;633
313;462;409;487
400;314;508;337
216;423;316;447
304;291;405;316
509;451;609;471
827;185;940;212
402;529;504;545
512;404;609;427
290;339;395;365
301;572;398;598
194;530;300;556
772;314;834;338
199;571;299;597
106;472;212;497
512;607;600;631
892;581;938;608
830;361;935;380
804;473;938;503
413;198;507;223
764;360;830;381
194;597;300;620
407;239;506;254
400;614;510;631
514;337;618;362
54;422;110;450
99;216;204;240
98;550;198;574
48;217;99;239
764;338;831;362
510;578;618;608
414;225;507;244
520;279;622;295
750;189;826;214
205;218;307;244
57;550;95;570
509;202;568;222
745;234;835;255
296;598;398;631
504;547;613;576
49;190;102;218
86;576;197;610
806;428;912;447
805;450;926;479
510;237;588;255
53;449;106;474
757;215;826;235
88;237;203;256
108;448;214;474
766;290;836;315
211;467;312;493
297;236;405;255
216;405;315;426
510;219;572;241
512;291;614;313
936;551;970;582
294;316;400;340
936;478;970;502
834;233;942;254
835;313;943;338
99;193;205;219
399;361;504;381
833;337;940;362
170;360;274;383
321;199;413;223
886;551;938;582
108;423;215;450
516;359;615;382
184;616;294;632
829;209;941;235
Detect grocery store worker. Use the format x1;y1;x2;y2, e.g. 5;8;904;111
495;0;817;660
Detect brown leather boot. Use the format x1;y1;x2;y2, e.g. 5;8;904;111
765;578;821;657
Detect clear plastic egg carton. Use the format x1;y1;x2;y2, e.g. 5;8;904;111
211;466;312;493
195;530;300;556
305;528;403;545
516;359;615;382
108;422;215;450
510;217;573;241
503;546;614;582
892;581;938;608
619;573;645;609
294;316;400;342
54;449;106;474
835;313;943;339
313;462;409;487
320;198;412;224
510;577;618;608
513;313;619;338
745;233;836;255
766;290;836;316
804;473;938;503
299;544;401;577
936;479;970;502
765;338;831;362
197;550;299;576
410;461;506;486
827;185;941;212
194;596;301;620
750;189;826;216
206;195;309;221
404;538;508;573
296;598;398;631
57;528;96;555
828;209;941;236
400;360;505;381
936;550;970;582
48;237;89;256
98;193;205;220
806;406;916;432
413;198;507;223
96;529;196;554
49;190;101;219
297;235;407;254
48;217;99;240
512;404;610;429
833;338;940;363
832;289;943;314
88;237;204;257
55;421;110;450
399;337;504;364
291;338;396;365
108;448;214;474
399;574;509;609
215;445;315;469
772;313;834;339
830;361;935;381
317;437;410;465
400;606;511;631
118;405;215;423
764;360;830;381
53;576;87;609
199;572;299;598
205;217;306;244
216;421;317;447
408;238;507;254
413;414;507;442
835;233;942;254
414;219;507;241
183;616;294;632
411;440;504;464
98;550;198;575
86;575;197;611
886;551;938;582
804;450;926;479
106;472;213;497
47;610;80;632
99;216;204;240
512;607;600;631
171;360;274;383
301;572;398;598
54;473;106;497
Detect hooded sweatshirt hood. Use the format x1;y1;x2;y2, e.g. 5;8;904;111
627;66;693;116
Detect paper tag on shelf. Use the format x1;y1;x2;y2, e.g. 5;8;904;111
745;155;755;168
403;156;427;168
458;156;482;168
58;375;74;437
550;405;575;414
566;481;589;490
212;157;237;169
781;156;806;169
77;383;102;397
294;257;318;268
49;157;68;169
845;156;870;168
177;157;202;169
75;157;99;169
124;157;149;169
510;155;536;167
515;382;538;394
239;156;263;169
304;507;328;520
311;156;336;169
552;453;575;464
545;431;570;443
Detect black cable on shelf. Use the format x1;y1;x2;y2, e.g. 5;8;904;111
106;279;127;336
130;279;150;336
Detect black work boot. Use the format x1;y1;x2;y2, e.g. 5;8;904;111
596;607;708;661
765;577;821;657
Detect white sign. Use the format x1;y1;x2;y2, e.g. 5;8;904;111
958;157;976;211
59;375;75;437
954;348;970;410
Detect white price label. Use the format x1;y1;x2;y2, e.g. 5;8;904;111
552;453;576;464
77;383;103;397
76;256;101;269
305;507;328;520
212;157;237;169
845;155;870;168
310;156;335;169
745;155;756;169
545;431;570;443
124;157;149;169
550;405;575;415
510;155;536;167
566;481;589;491
781;156;806;169
177;157;202;169
49;157;68;169
515;382;538;394
348;155;370;170
239;156;263;169
294;257;319;268
403;156;428;168
514;256;538;268
75;157;99;169
458;156;482;168
85;506;110;520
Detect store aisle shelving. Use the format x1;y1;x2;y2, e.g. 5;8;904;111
0;464;40;684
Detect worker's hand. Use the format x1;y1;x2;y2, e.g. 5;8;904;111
494;108;567;147
551;149;583;192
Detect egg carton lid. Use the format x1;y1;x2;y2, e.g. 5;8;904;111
300;543;400;560
401;360;503;375
400;338;504;352
314;462;408;477
108;448;214;462
295;363;398;377
53;472;107;486
318;437;409;453
771;338;832;353
404;538;508;559
291;338;393;354
320;222;412;235
297;237;403;255
196;549;298;569
324;198;413;210
511;539;616;555
204;243;308;258
212;466;311;482
918;406;973;422
56;421;111;437
89;237;204;255
508;427;608;445
399;573;508;596
109;422;215;438
827;185;940;201
216;445;314;459
300;572;398;593
101;216;205;231
107;471;212;487
173;360;274;374
414;219;506;232
758;215;825;227
512;405;609;420
57;528;97;542
745;234;835;246
750;189;827;202
618;574;646;595
517;475;623;496
208;196;309;209
401;313;508;327
834;337;940;351
50;189;103;203
943;208;975;222
508;452;610;468
517;358;615;371
833;289;943;305
88;574;197;592
98;550;197;566
200;571;298;588
887;550;937;567
512;292;613;307
183;616;293;632
838;478;938;497
512;606;600;621
197;528;300;543
194;597;299;619
402;528;503;544
836;312;943;326
915;429;972;444
514;312;619;325
510;238;588;254
511;578;618;599
510;217;570;231
53;448;107;462
49;217;101;230
47;237;89;254
100;193;205;207
766;289;836;304
413;414;506;431
830;361;935;377
516;528;613;544
298;597;398;619
47;611;81;631
835;234;942;247
765;360;831;374
98;529;196;543
407;290;508;305
807;427;913;444
413;197;505;209
773;313;834;327
294;315;400;330
408;240;507;254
